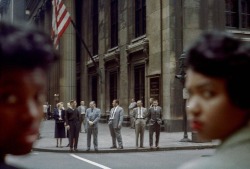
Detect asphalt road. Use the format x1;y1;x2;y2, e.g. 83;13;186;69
6;149;215;169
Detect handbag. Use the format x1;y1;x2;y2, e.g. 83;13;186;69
56;120;64;124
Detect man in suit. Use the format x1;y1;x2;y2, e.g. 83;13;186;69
77;101;87;133
132;100;147;148
147;99;162;149
65;100;81;152
85;101;101;151
108;99;124;149
149;98;154;108
129;98;137;129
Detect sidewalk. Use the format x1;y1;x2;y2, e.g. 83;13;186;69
33;120;218;153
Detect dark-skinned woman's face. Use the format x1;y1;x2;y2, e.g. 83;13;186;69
0;68;45;156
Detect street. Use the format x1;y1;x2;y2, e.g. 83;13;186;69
6;149;215;169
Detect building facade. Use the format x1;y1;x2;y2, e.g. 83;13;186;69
0;0;26;22
22;0;250;131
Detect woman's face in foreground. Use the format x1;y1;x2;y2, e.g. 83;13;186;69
0;68;45;156
185;69;247;141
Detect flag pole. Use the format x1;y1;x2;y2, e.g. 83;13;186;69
70;20;99;70
70;20;102;84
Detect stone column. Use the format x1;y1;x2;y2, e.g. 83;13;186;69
44;2;59;108
81;0;91;104
119;0;129;116
59;0;76;104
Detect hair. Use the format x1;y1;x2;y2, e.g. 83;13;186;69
0;21;57;72
113;99;119;104
186;31;250;109
70;100;76;104
137;100;143;103
90;101;96;105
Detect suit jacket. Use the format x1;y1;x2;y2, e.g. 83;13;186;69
65;108;81;125
147;106;162;125
54;108;65;123
132;107;147;122
177;125;250;169
85;107;101;128
77;105;87;115
0;162;20;169
108;106;124;128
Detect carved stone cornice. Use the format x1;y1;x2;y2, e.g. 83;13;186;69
126;37;149;55
104;47;120;63
87;55;99;68
126;36;149;63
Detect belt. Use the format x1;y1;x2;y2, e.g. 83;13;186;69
136;118;145;120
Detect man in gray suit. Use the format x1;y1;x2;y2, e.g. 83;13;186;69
147;99;162;149
129;98;137;129
108;99;124;149
132;100;147;148
85;101;101;151
77;101;87;133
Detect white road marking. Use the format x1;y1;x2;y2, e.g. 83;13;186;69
70;154;112;169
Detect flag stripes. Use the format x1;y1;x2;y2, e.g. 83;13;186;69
52;0;71;49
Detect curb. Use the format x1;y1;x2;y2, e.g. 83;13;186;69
32;144;217;154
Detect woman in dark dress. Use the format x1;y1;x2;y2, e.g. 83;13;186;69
54;103;66;147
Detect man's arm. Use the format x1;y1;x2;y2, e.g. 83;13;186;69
118;108;124;128
65;109;69;125
85;109;89;122
93;109;101;124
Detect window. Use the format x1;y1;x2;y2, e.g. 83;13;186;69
109;71;117;109
225;0;250;29
91;75;98;106
92;0;99;56
135;0;146;37
134;65;145;104
241;0;250;28
110;0;118;48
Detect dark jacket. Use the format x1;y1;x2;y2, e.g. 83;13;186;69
65;108;81;125
54;108;65;123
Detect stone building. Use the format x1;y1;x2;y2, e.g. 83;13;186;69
22;0;250;131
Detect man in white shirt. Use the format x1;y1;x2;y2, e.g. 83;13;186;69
129;98;137;129
43;103;48;120
77;101;87;133
132;100;147;148
108;99;124;149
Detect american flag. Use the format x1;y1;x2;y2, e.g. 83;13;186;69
52;0;71;49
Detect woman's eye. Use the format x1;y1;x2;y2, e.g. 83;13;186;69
202;91;214;98
0;93;17;104
35;93;46;104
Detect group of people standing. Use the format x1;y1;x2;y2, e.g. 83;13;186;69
129;98;163;149
53;100;99;152
53;98;162;152
54;100;81;151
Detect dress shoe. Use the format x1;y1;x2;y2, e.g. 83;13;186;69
66;144;70;147
110;146;117;149
140;146;144;148
117;146;123;149
74;148;78;152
